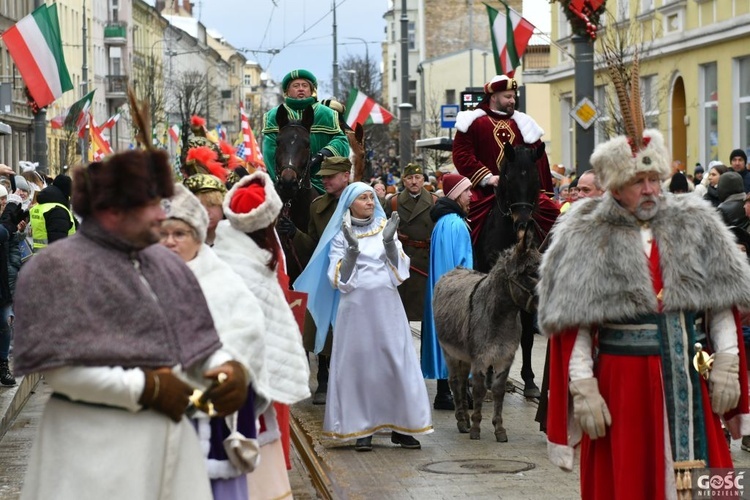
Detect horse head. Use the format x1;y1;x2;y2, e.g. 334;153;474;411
507;227;541;313
348;122;365;181
275;105;314;200
497;143;543;240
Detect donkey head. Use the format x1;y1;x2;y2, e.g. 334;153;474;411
498;143;543;239
275;105;314;199
506;228;541;313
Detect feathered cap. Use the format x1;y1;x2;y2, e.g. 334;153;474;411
590;52;670;190
185;146;228;182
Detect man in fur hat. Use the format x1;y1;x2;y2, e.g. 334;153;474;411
12;150;250;499
262;69;350;194
451;74;559;245
539;128;750;499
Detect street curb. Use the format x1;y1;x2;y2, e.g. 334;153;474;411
0;373;41;441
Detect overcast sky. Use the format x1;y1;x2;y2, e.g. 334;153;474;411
197;0;552;93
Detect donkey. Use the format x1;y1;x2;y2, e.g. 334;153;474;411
433;229;540;442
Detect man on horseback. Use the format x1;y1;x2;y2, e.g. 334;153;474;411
261;69;350;194
452;74;558;245
539;126;750;498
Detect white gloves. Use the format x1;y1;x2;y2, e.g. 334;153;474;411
569;378;611;440
709;352;741;415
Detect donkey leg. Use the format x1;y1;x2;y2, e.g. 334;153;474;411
447;357;470;434
469;368;488;440
491;366;511;442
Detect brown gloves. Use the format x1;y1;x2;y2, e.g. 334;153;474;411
139;368;194;422
203;360;249;417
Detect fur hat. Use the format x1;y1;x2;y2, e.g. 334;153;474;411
730;148;747;164
162;183;209;243
483;75;518;95
442;173;471;200
223;171;282;234
590;129;671;191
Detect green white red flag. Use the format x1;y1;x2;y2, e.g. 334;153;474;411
486;2;535;77
1;4;72;108
343;88;393;128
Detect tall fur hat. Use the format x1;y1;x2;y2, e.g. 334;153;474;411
591;50;671;190
71;150;174;217
162;183;210;243
223;171;282;234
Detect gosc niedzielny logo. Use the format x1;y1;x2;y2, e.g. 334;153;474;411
695;469;746;498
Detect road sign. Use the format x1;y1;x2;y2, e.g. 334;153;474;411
460;89;485;111
441;105;460;129
570;97;599;130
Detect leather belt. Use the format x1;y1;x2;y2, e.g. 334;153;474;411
398;233;430;249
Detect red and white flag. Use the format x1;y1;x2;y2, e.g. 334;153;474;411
486;2;535;77
1;4;73;108
343;89;394;128
168;124;181;144
240;101;266;170
98;113;120;132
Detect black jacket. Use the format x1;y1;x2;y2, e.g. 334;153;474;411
35;185;77;244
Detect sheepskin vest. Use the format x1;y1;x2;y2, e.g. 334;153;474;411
13;218;221;375
538;193;750;335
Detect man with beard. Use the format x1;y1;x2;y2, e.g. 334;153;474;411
539;128;750;499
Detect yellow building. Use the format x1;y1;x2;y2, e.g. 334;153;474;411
547;0;750;173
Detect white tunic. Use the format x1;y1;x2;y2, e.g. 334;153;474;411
322;217;433;439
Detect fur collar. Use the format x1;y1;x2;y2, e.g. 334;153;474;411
454;108;543;143
538;193;750;334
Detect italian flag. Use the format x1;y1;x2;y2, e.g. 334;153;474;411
486;2;535;77
343;89;394;128
1;4;72;108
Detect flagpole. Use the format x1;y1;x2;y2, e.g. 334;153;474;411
399;0;412;168
32;0;48;174
81;0;89;165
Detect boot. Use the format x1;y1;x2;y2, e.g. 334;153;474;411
0;360;15;387
433;379;454;410
313;354;329;405
391;431;421;449
354;436;372;452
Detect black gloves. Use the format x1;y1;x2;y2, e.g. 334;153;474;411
276;216;297;238
309;149;334;172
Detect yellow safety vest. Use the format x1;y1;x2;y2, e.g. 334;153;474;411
30;202;76;251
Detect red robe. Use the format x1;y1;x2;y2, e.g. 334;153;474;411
546;242;749;499
452;107;558;244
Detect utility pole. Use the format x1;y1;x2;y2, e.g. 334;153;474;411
469;0;473;88
32;0;47;174
398;0;412;168
81;0;89;166
573;34;594;177
332;0;339;98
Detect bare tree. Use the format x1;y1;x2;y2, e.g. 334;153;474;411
419;89;452;175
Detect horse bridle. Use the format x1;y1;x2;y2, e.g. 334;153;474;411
275;123;312;193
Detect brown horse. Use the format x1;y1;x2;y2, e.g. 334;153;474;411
347;123;365;181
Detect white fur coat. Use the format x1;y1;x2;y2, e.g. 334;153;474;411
213;221;311;404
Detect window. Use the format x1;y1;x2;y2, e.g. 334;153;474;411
641;0;654;13
391;22;395;43
594;85;610;145
641;75;659;129
617;0;629;22
243;74;252;86
446;89;456;105
408;80;417;108
739;58;750;155
408;21;416;50
700;63;718;165
392;58;397;81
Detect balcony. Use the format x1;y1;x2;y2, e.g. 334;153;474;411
104;21;127;44
105;75;128;105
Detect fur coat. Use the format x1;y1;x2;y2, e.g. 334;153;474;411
213;221;311;405
538;192;750;335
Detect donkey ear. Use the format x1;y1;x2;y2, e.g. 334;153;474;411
302;106;315;130
504;142;515;163
517;225;535;254
277;106;289;128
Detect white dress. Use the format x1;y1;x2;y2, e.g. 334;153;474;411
322;217;433;439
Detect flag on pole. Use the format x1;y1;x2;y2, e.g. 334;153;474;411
486;2;535;77
98;113;120;132
1;4;73;108
63;89;96;132
343;89;394;128
168;124;181;144
89;112;113;161
239;101;266;170
50;113;65;129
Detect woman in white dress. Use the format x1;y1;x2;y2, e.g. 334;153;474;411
295;182;432;451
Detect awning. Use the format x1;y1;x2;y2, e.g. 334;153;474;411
415;137;453;151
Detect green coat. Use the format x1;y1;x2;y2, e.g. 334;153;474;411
292;192;340;354
262;102;350;194
385;188;435;321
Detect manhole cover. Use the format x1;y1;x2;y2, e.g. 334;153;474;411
419;459;535;475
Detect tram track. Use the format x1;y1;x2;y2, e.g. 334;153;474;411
290;410;337;499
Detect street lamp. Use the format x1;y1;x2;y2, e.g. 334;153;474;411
342;69;358;90
344;37;372;92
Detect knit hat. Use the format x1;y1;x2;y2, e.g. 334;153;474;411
318;156;352;176
483;75;518;95
668;172;689;193
223;171;282;234
282;69;317;93
52;175;72;199
14;175;30;193
442;173;471;200
162;183;210;243
717;171;745;203
402;163;424;178
730;149;747;164
694;164;704;174
590;129;671;190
